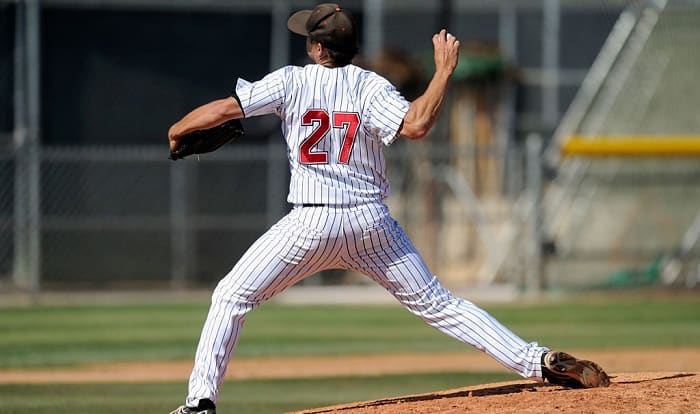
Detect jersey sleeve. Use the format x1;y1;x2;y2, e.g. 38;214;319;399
234;67;289;118
363;75;410;146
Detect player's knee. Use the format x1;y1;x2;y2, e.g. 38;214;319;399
211;278;266;311
397;285;455;318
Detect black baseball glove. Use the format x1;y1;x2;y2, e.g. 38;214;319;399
169;119;245;160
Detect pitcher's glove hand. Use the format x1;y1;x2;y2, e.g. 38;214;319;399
169;119;245;160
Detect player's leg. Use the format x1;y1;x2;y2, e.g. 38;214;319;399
343;202;547;379
186;206;342;407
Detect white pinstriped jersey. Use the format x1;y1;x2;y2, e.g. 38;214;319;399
235;64;410;205
185;64;549;409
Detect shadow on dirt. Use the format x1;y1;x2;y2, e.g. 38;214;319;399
615;372;696;385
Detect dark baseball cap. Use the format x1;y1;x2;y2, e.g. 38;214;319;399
287;3;358;53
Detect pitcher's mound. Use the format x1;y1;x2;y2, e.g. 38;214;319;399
291;372;699;414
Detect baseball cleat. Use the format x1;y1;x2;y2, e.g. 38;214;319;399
541;351;611;388
169;399;216;414
169;407;215;414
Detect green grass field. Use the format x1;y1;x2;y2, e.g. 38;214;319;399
0;373;516;414
1;293;699;413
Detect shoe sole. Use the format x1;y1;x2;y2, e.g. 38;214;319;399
544;351;611;388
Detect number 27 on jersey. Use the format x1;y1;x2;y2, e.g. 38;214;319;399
300;110;360;165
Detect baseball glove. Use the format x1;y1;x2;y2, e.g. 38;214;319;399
169;119;245;160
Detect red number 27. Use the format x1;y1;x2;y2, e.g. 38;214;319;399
299;110;360;165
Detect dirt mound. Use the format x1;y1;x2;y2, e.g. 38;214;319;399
291;372;700;414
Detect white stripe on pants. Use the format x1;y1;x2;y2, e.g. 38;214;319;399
186;202;547;406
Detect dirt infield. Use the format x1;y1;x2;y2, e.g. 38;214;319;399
291;372;700;414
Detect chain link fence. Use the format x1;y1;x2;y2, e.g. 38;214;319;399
1;138;536;290
8;0;675;293
3;144;295;289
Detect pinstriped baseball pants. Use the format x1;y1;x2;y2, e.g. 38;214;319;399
186;202;547;406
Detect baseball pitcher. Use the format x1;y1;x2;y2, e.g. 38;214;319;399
168;4;609;413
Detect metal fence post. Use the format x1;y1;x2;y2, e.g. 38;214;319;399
498;2;517;63
542;0;561;127
526;133;544;293
12;1;28;290
269;0;290;70
267;1;291;228
13;0;41;293
363;0;383;59
26;0;42;294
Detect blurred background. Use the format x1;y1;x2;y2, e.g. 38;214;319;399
0;0;698;295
